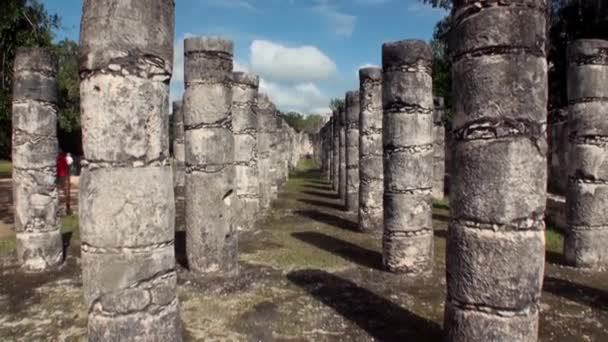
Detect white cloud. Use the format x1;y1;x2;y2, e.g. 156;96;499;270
311;3;356;37
250;40;336;83
260;79;330;114
170;38;334;115
201;0;256;11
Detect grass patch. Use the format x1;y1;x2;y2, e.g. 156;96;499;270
0;160;11;178
0;214;80;257
0;235;16;256
61;214;80;243
545;228;564;254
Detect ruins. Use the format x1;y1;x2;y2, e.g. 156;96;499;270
183;37;237;276
444;1;548;340
12;48;63;271
564;39;608;269
2;1;608;341
381;40;434;274
358;67;383;233
78;0;181;339
232;72;260;231
345;91;361;212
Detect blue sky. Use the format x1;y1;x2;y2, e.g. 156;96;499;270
42;0;447;115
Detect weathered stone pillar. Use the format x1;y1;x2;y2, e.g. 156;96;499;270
433;97;446;199
547;108;569;195
257;93;274;209
345;91;361;212
233;72;260;231
183;37;237;276
382;40;434;274
358;67;383;233
173;100;185;197
445;1;547;340
173;101;186;232
268;114;280;199
338;107;347;203
332;110;340;191
12;48;62;271
79;0;181;339
564;39;608;269
328;118;334;183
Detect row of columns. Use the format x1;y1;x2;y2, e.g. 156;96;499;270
10;0;606;340
9;1;299;340
317;2;606;341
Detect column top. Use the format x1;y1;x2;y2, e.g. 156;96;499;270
14;47;57;74
185;37;234;55
382;39;432;69
359;67;382;81
233;71;260;87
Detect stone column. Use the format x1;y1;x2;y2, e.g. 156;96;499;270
345;91;361;212
183;37;237;276
433;97;446;199
564;39;608;269
12;48;62;271
358;67;383;233
257;93;274;209
79;0;180;339
173;100;185;197
328;118;334;184
445;2;547;340
382;40;434;274
338;107;347;203
332;110;340;192
233;72;260;231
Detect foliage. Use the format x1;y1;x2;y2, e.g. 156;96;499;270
53;39;82;154
420;0;451;10
0;0;60;159
548;0;608;109
280;112;326;134
329;98;345;113
0;160;11;177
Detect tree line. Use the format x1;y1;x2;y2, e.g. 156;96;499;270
426;0;608;118
1;0;81;159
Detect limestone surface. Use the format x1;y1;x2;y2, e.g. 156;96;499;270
12;47;62;271
173;100;185;197
345;91;361;212
257;93;275;210
382;40;434;274
358;67;383;233
339;108;347;204
433;97;446;199
445;1;548;340
233;72;260;231
183;36;237;277
564;39;608;270
78;0;181;340
332;110;340;192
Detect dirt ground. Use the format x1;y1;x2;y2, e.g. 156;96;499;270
0;165;607;341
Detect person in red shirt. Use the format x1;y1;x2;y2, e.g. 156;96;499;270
57;150;72;214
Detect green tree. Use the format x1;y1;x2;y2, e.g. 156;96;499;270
548;0;608;110
329;98;345;113
280;111;326;134
0;0;60;158
53;39;82;154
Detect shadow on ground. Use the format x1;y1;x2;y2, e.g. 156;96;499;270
295;209;358;232
288;269;443;341
292;232;382;270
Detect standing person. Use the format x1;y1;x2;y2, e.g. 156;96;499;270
56;150;71;214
